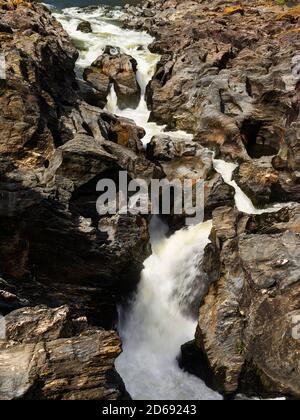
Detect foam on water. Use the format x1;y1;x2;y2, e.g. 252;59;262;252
116;218;222;400
55;6;192;145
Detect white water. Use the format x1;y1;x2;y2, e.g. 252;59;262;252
54;5;221;400
117;218;221;400
213;159;287;214
54;4;288;401
54;5;192;145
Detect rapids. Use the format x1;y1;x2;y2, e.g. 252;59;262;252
53;3;287;400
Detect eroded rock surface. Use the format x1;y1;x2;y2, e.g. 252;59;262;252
83;46;141;110
196;205;300;398
124;0;300;205
0;305;127;400
146;134;235;224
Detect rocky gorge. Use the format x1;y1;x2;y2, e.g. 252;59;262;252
0;0;299;400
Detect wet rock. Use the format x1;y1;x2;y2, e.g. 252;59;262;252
83;46;141;110
196;205;300;398
82;70;111;109
76;79;108;109
77;20;92;33
179;340;221;393
234;158;300;206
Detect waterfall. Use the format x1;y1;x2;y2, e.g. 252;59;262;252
55;4;222;400
116;218;221;400
54;4;288;401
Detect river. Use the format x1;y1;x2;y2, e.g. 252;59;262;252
51;1;286;400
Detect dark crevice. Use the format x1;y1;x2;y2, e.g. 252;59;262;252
241;119;278;158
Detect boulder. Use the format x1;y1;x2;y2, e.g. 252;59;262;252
0;305;128;400
234;158;300;206
146;134;235;224
77;21;92;33
83;46;141;110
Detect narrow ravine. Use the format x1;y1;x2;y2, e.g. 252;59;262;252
54;4;222;400
54;3;290;401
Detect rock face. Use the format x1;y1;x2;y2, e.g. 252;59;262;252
123;0;300;206
0;305;128;400
146;134;235;224
83;46;141;110
234;158;300;207
0;1;163;400
196;205;300;398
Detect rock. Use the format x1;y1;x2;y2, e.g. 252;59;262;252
76;79;108;109
234;158;300;206
146;134;235;224
82;70;110;109
83;46;141;110
196;205;300;398
179;340;221;393
0;305;128;400
124;0;300;197
77;21;92;33
0;22;13;33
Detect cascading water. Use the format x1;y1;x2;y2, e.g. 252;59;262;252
53;3;289;400
213;159;288;214
117;218;221;400
54;4;221;400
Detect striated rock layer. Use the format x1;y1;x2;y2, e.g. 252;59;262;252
0;305;128;400
196;205;300;398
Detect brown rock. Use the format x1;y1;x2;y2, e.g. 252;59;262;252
0;306;127;400
196;205;300;398
83;46;141;110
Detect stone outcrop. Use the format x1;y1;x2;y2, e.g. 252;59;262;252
146;134;235;223
195;205;300;398
234;158;300;207
83;46;141;110
0;305;128;400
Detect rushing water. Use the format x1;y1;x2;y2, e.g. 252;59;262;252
213;159;288;215
54;4;222;400
117;218;221;400
53;3;288;400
